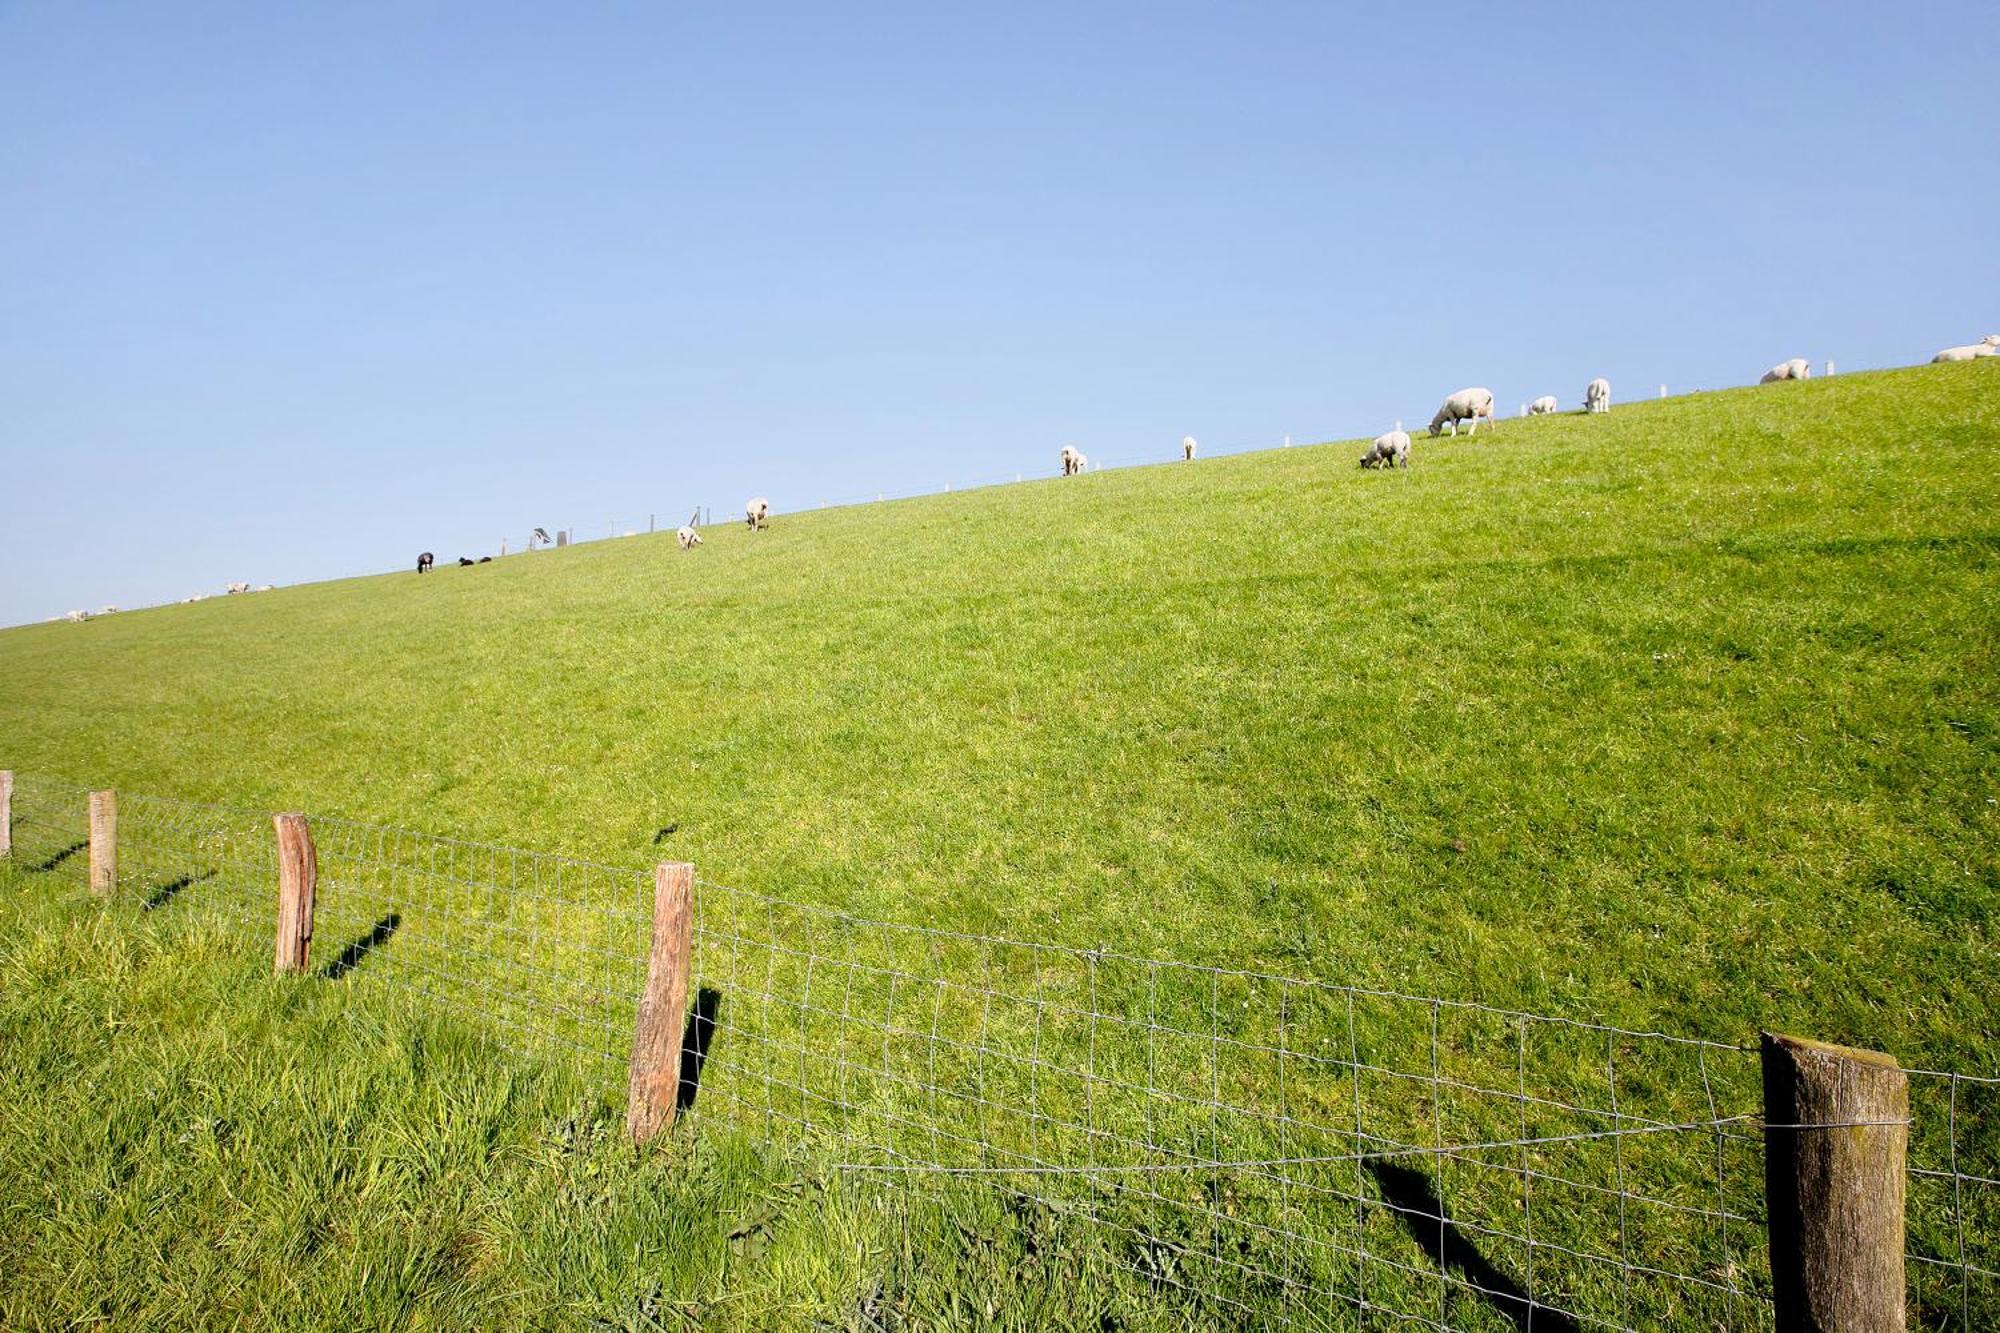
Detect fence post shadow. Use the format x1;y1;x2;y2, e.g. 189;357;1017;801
142;868;215;911
27;839;88;874
675;986;721;1112
1363;1158;1578;1333
321;913;401;981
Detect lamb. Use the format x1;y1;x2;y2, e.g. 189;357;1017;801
1181;436;1197;461
1585;377;1610;414
1359;429;1412;469
1528;396;1559;415
1932;340;1999;363
1429;388;1496;437
417;552;434;573
745;497;770;530
1060;445;1084;476
1760;358;1811;383
677;525;703;550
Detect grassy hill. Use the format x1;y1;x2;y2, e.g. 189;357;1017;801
3;363;1999;1329
3;363;1995;1063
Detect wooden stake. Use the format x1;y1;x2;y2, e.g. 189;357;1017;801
88;790;116;895
1762;1032;1909;1333
0;770;11;858
273;813;317;974
628;861;695;1143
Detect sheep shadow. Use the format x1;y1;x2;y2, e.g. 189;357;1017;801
143;869;215;911
321;913;402;980
26;840;88;874
1363;1158;1578;1333
675;986;722;1112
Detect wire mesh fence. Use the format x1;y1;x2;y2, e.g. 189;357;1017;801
2;772;1993;1329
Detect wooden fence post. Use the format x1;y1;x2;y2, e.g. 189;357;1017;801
88;790;117;895
273;813;317;974
628;861;695;1144
1762;1032;1909;1333
0;770;11;858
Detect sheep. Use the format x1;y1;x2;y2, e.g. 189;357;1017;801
458;557;475;567
1760;358;1811;383
225;581;250;594
417;552;434;573
1932;340;1999;363
255;585;273;592
99;605;118;615
64;609;89;623
1585;377;1610;414
1060;445;1083;476
1528;396;1559;416
677;525;703;550
1182;436;1197;461
745;497;770;530
1429;388;1496;437
1359;429;1412;469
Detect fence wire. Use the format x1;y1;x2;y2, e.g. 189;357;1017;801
3;774;1993;1329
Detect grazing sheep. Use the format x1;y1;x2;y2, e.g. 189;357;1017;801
1359;429;1412;470
1429;388;1496;437
1182;436;1197;461
417;552;434;573
1760;358;1811;383
1060;445;1084;476
1528;396;1559;416
1585;377;1611;414
1933;340;1999;363
745;497;770;530
677;525;703;550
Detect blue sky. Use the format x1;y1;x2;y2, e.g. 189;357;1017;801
2;2;1994;625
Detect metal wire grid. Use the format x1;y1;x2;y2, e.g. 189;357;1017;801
1905;1066;2000;1329
4;773;91;883
684;875;1775;1332
5;775;1992;1329
297;815;653;1088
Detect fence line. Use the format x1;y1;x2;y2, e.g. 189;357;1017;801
2;769;1992;1329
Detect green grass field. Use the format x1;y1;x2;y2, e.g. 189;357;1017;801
3;362;1998;1328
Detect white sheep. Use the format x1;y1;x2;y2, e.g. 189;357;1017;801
1060;445;1084;476
1360;429;1412;469
1760;358;1811;383
1429;388;1496;437
64;609;89;623
1585;377;1610;414
677;525;703;550
1933;340;1999;363
1528;396;1559;416
1181;436;1197;461
255;585;274;592
225;581;250;594
745;497;769;530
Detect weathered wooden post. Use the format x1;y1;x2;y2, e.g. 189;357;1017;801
272;813;317;974
1762;1032;1910;1332
0;770;12;858
628;861;695;1143
88;790;117;895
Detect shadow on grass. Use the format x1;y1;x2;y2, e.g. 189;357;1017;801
26;840;88;874
1364;1158;1579;1333
676;986;721;1112
143;869;215;911
322;913;402;980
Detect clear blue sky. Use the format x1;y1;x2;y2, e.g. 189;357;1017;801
3;2;1994;625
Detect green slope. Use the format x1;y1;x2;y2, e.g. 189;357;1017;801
2;363;1997;1069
